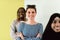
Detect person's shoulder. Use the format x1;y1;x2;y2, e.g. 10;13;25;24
37;22;42;25
37;23;43;27
19;21;25;25
38;23;43;25
10;19;17;25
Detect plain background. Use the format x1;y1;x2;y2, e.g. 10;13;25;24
0;0;24;40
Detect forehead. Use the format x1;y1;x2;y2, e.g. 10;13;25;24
27;8;35;11
19;9;24;12
54;17;60;21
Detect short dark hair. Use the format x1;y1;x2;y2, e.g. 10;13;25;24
17;7;25;15
26;5;37;13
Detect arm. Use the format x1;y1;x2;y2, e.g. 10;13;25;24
10;24;17;40
36;23;43;38
17;22;25;40
27;23;43;40
19;32;24;40
36;33;42;38
10;20;19;40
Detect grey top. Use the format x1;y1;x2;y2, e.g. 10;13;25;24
10;19;23;40
17;22;43;40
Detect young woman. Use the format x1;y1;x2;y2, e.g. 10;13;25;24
17;5;43;40
10;7;26;40
42;13;60;40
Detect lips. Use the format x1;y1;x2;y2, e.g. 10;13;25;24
55;26;60;30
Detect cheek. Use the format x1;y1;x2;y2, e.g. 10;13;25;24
32;13;36;17
59;23;60;26
51;23;60;32
26;13;28;16
26;13;30;18
51;24;55;29
34;14;36;16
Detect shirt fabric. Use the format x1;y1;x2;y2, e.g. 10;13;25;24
17;22;43;40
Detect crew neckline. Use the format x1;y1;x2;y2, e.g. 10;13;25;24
24;22;39;26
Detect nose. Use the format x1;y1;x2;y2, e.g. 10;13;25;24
30;12;33;15
55;22;60;27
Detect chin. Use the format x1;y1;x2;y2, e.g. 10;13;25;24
54;29;60;32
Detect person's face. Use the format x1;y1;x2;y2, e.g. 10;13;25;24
51;17;60;32
18;9;25;18
19;9;25;18
26;8;36;20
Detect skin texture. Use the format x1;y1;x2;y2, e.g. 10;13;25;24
51;17;60;32
26;8;36;21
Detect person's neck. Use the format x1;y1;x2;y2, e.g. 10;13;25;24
26;20;37;25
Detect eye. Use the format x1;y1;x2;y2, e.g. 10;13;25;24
28;11;30;14
59;20;60;23
32;11;34;13
53;20;57;24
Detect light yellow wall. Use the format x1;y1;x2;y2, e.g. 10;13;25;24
0;0;24;40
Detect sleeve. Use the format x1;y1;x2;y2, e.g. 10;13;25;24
31;23;43;40
17;22;24;33
10;20;18;40
39;23;43;35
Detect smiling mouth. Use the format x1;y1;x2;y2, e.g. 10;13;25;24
55;27;60;29
54;27;60;32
